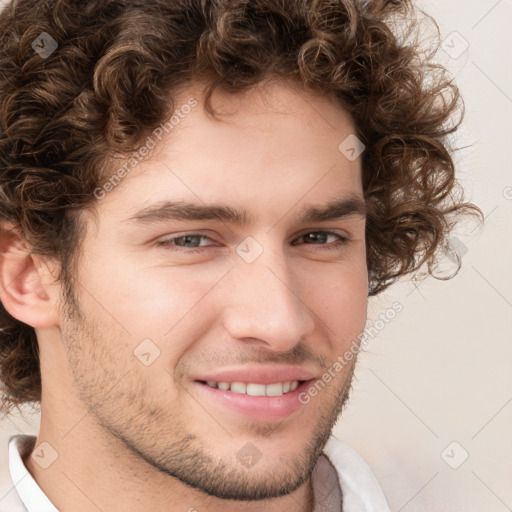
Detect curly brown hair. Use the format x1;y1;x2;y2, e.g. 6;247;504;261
0;0;482;416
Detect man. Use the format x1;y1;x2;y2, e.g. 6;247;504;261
0;0;481;511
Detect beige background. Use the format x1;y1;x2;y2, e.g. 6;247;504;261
1;1;511;511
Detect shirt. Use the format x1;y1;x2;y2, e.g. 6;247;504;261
0;433;390;512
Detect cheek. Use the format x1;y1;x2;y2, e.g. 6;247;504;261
76;253;226;351
304;259;368;343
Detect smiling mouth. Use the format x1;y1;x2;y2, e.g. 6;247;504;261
196;379;308;397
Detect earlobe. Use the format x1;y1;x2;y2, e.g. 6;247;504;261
0;223;60;329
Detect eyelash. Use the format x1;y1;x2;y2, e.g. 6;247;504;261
156;230;349;254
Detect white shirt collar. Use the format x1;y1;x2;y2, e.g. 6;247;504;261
7;435;58;512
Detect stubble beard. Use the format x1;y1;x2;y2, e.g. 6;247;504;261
59;289;358;502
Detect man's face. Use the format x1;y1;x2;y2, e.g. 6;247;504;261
58;80;368;500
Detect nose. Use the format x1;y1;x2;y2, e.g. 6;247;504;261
221;244;316;352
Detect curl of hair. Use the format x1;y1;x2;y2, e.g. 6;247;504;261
0;0;483;415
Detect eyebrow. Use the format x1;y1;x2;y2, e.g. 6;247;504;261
125;195;366;226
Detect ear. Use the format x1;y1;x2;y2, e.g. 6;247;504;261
0;222;60;329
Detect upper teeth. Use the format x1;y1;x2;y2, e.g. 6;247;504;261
205;380;300;396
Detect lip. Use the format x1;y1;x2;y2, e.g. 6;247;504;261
192;364;317;385
192;379;313;422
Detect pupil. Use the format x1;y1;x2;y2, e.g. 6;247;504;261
181;235;198;247
306;232;325;243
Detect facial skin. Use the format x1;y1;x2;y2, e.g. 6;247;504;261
9;79;368;512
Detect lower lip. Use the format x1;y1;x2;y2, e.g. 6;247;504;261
193;380;312;422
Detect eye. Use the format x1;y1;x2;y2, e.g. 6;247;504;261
156;233;214;254
156;230;349;254
292;230;349;250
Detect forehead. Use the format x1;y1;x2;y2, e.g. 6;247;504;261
167;78;358;158
92;79;363;226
